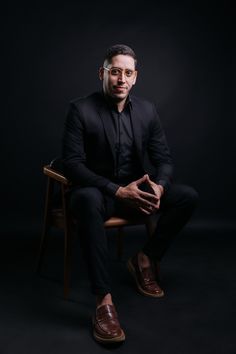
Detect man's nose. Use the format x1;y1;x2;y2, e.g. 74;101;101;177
118;72;126;82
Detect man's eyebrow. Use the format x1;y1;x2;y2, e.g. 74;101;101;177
110;67;134;70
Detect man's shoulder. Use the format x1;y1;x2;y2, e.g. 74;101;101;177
131;94;152;104
70;92;103;108
130;94;157;111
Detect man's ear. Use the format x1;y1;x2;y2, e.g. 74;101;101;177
132;70;138;86
99;67;104;81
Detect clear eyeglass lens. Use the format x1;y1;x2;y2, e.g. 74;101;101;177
109;68;134;78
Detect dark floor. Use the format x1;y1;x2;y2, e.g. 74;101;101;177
1;220;236;354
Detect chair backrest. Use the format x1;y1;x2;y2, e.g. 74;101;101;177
49;157;64;173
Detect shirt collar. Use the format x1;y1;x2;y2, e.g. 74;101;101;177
102;91;132;112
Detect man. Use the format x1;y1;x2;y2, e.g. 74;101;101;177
62;44;198;343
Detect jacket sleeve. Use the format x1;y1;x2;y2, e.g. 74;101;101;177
62;102;119;196
148;104;174;191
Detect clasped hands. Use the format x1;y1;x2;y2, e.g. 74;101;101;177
115;174;164;215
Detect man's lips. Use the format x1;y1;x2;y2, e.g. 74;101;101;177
113;86;127;92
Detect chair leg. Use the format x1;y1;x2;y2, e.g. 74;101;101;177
37;177;54;273
61;184;72;300
117;227;124;260
63;228;70;299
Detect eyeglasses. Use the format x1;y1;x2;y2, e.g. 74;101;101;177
103;66;136;78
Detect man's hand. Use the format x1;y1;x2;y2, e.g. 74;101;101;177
115;175;161;215
145;175;164;209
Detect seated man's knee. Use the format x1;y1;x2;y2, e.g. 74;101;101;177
183;185;199;207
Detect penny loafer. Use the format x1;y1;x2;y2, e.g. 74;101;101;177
127;255;164;298
93;304;125;343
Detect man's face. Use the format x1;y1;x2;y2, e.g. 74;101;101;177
99;54;137;102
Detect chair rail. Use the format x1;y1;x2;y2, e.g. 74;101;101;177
43;165;69;185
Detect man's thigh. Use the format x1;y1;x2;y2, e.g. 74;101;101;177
160;184;198;209
68;186;117;221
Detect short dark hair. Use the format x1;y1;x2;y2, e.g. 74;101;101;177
104;44;137;67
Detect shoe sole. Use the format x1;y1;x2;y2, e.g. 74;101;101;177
92;318;126;343
127;259;164;298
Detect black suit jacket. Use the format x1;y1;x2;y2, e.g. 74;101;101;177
62;91;173;196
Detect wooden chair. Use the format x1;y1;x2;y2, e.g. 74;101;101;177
37;160;157;299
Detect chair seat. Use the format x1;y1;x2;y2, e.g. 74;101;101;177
104;216;148;228
51;208;147;229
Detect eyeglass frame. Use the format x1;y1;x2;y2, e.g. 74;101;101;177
103;66;137;79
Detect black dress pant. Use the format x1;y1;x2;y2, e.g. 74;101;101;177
68;184;198;296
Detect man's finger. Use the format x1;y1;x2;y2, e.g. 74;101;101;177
139;206;152;215
146;174;155;188
135;174;148;186
138;190;159;202
137;196;159;208
146;174;152;183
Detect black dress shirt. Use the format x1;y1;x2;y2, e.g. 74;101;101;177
105;96;141;195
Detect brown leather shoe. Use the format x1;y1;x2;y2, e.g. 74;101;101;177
93;304;125;343
127;255;164;298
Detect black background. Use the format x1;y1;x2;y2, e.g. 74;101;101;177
2;0;235;225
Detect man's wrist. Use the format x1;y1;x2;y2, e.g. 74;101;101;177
115;186;124;199
105;182;120;196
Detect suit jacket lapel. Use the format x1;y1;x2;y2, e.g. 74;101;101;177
130;99;143;161
97;101;116;163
